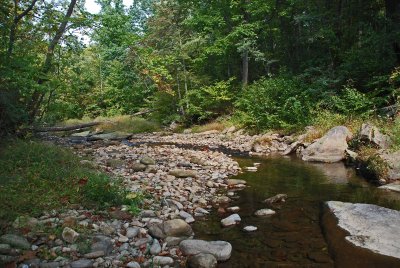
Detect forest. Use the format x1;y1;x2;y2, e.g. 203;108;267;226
1;0;399;134
2;1;400;267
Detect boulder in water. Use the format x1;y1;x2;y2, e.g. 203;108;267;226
301;126;352;163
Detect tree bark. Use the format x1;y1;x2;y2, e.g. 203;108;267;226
28;0;78;122
242;50;249;86
385;0;400;64
33;122;101;132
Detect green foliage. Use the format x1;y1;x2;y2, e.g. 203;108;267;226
184;79;236;122
82;175;128;209
148;92;180;125
234;77;312;131
328;85;374;116
0;140;129;221
391;117;400;149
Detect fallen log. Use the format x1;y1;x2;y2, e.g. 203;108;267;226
132;109;156;116
33;122;101;132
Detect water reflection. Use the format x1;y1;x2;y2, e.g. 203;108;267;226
192;155;400;267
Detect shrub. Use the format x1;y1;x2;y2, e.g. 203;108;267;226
82;175;128;209
328;85;374;116
183;78;236;123
234;77;312;131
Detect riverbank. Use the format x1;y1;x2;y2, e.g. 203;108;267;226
1;120;400;267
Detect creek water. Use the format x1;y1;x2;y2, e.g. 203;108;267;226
192;155;400;268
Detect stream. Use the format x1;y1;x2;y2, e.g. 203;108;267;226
192;154;400;267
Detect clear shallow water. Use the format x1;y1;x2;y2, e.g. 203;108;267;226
193;155;400;268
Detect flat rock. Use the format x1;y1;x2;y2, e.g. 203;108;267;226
168;169;198;178
254;209;276;216
152;256;174;266
70;259;94;268
379;182;400;193
226;179;246;186
140;155;156;165
0;234;30;250
264;194;287;204
226;206;240;213
301;126;352;163
188;253;217;268
71;131;91;137
89;132;132;141
84;250;105;259
180;240;232;261
221;214;241;227
324;201;400;259
243;226;258;232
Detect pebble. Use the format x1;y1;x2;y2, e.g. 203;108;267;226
243;226;258;232
126;261;141;268
150;239;161;255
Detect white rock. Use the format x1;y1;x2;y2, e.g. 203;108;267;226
221;214;241;227
243;226;258;232
324;201;400;260
254;209;276;217
226;206;240;213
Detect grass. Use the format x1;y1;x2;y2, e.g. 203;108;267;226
190;117;234;133
62;115;161;134
0;139;140;223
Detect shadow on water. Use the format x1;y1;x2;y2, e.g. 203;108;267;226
192;154;400;268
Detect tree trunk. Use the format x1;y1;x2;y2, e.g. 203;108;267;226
7;0;38;59
242;50;249;86
28;0;77;122
385;0;400;64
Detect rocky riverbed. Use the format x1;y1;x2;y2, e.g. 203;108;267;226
2;122;400;267
1;136;249;268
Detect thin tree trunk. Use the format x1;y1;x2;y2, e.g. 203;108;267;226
28;0;77;122
182;59;189;110
242;50;249;86
7;0;38;59
385;0;400;64
176;70;184;115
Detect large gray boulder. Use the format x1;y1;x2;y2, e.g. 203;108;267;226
148;219;193;239
380;151;400;181
301;126;352;163
0;234;30;250
179;240;232;261
359;123;391;149
323;201;400;266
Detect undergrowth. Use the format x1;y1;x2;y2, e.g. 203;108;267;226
62;115;160;134
0;140;142;223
